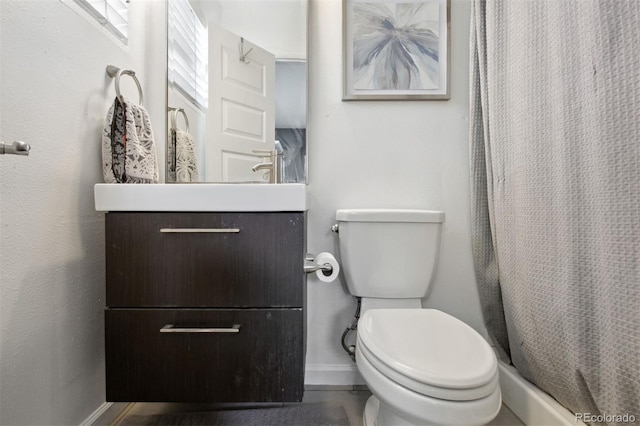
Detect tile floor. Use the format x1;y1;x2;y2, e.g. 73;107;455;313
103;389;524;426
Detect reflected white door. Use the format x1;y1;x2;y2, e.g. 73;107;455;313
207;24;275;182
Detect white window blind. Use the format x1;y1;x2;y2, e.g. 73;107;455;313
75;0;129;42
168;0;208;109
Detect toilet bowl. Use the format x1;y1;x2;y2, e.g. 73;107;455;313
334;209;502;426
356;309;501;426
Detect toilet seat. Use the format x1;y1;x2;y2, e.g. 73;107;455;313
356;348;502;425
357;309;499;401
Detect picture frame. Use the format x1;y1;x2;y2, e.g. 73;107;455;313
342;0;450;101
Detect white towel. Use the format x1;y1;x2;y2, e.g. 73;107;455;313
102;97;159;183
172;128;199;183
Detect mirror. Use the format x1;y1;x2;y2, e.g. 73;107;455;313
166;0;307;184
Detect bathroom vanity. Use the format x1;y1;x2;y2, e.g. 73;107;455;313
95;184;307;402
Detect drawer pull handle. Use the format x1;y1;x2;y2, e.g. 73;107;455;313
159;228;240;233
160;324;241;333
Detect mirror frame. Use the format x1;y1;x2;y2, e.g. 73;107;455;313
163;0;309;185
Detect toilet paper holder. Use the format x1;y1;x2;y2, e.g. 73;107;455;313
304;253;333;274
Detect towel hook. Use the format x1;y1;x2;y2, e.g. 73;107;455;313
106;64;144;106
168;107;190;133
239;37;253;64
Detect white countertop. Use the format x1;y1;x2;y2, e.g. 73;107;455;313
94;183;307;212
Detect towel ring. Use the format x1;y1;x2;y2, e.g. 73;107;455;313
106;64;144;106
169;107;190;133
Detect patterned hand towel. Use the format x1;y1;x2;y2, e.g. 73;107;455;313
102;97;159;183
172;128;198;182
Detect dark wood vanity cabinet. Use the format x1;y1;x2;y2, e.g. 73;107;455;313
104;212;306;402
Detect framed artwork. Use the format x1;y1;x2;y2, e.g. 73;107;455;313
343;0;450;100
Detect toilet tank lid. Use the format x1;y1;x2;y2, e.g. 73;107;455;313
336;209;445;223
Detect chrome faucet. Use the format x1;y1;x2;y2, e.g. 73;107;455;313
251;161;275;183
251;162;273;172
251;149;283;183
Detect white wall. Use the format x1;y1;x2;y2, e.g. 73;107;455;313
304;0;487;384
218;0;306;59
193;0;307;59
189;0;307;59
0;1;166;424
276;61;307;128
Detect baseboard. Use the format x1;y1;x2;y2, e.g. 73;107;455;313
305;363;366;386
80;402;129;426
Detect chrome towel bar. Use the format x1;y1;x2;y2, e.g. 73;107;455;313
106;64;143;105
168;107;190;133
0;141;30;156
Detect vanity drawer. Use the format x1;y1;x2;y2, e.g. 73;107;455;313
105;308;304;402
106;212;305;307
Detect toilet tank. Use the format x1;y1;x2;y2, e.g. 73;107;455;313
335;209;445;298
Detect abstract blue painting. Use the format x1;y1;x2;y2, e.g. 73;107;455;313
344;0;449;100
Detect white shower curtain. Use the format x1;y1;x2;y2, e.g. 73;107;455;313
470;0;639;422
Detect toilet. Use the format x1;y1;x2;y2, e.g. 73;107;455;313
335;209;501;426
